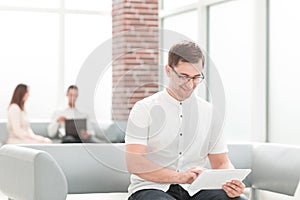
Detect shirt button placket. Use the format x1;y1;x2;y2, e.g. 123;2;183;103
177;101;184;170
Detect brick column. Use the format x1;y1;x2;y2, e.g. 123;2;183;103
112;0;159;120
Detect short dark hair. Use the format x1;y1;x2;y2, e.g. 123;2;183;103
10;83;28;110
67;85;78;93
168;41;205;67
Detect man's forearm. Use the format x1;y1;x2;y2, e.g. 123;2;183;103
126;153;181;183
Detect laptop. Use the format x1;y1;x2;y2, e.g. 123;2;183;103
65;118;87;138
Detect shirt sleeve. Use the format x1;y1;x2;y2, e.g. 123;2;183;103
86;117;95;136
125;101;150;145
208;106;228;154
47;110;61;138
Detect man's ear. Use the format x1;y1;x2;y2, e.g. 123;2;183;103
165;64;171;77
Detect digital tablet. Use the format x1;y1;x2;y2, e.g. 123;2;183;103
188;169;251;196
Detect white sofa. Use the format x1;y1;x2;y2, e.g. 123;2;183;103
0;143;300;200
0;120;127;145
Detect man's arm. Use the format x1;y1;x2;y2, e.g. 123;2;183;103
85;117;95;136
208;153;245;198
126;144;201;184
208;153;234;169
47;111;65;138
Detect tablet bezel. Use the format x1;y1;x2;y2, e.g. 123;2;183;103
189;169;251;192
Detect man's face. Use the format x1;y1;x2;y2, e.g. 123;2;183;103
166;60;203;101
67;88;78;107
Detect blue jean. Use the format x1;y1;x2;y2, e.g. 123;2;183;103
128;184;249;200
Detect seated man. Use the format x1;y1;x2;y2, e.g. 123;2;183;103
126;41;248;200
48;85;100;143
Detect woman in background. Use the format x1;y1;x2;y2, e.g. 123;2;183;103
6;84;52;144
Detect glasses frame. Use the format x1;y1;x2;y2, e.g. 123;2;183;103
170;65;205;84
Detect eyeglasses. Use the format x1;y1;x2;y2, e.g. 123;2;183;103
170;66;205;84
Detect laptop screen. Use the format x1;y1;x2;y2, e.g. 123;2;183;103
65;118;87;138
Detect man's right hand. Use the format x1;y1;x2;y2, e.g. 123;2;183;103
57;116;66;123
178;167;206;184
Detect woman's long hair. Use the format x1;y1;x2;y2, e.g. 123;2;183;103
9;84;28;111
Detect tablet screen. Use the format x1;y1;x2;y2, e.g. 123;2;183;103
188;169;251;196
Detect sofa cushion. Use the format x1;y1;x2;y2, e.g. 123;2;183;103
93;120;127;143
0;122;8;145
21;143;130;194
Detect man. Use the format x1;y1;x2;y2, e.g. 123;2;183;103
125;41;248;200
48;85;100;143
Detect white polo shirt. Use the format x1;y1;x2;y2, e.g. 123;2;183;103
125;89;228;195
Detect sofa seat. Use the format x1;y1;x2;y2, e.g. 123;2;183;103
67;193;128;200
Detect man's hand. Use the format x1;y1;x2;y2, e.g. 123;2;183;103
57;116;66;123
222;180;245;198
178;167;206;184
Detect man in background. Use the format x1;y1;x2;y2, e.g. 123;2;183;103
48;85;100;143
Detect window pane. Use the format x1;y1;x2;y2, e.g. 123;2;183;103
268;0;300;145
0;0;59;8
163;10;198;42
0;11;59;121
209;0;253;141
65;0;111;11
162;11;198;86
162;0;197;10
65;14;112;120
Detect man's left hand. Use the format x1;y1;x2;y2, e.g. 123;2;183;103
222;180;245;198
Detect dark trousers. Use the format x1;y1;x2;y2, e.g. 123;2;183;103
128;184;249;200
61;135;101;143
61;135;82;143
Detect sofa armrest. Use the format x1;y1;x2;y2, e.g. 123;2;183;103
252;143;300;196
0;145;68;200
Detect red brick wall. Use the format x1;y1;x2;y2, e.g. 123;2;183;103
112;0;159;120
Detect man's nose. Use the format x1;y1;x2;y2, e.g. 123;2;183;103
185;78;195;88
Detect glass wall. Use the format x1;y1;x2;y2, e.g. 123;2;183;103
162;0;197;10
208;0;254;141
0;11;59;121
0;1;112;121
268;0;300;145
0;0;59;8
